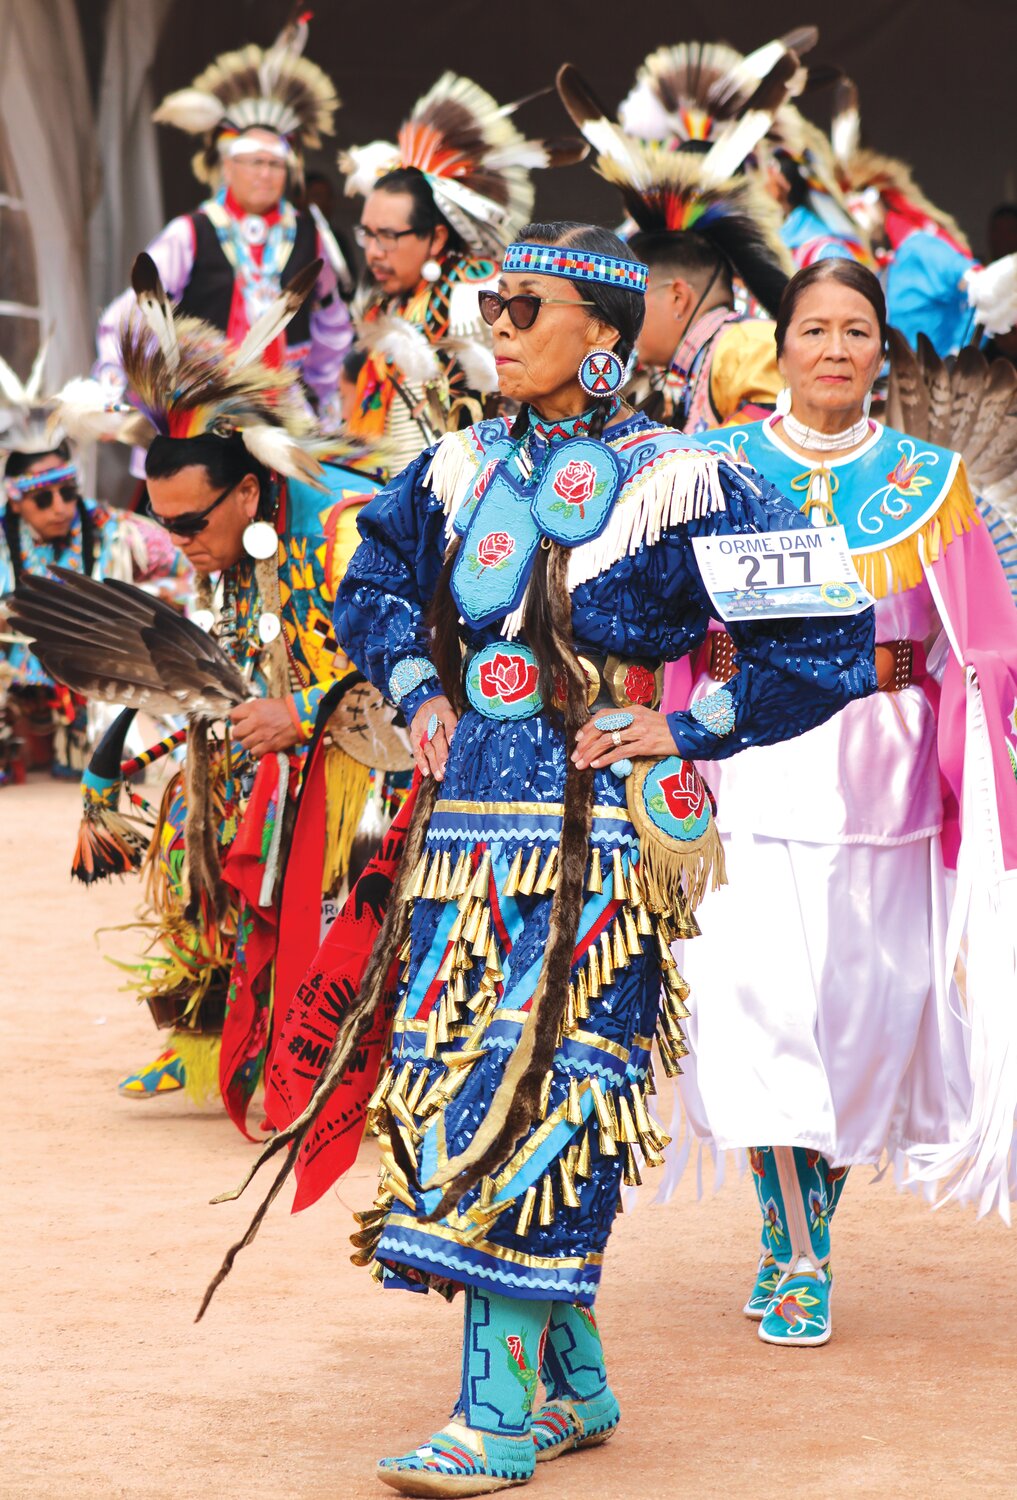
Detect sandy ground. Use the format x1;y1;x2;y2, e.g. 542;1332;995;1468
3;778;1016;1500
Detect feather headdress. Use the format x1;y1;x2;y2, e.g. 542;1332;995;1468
617;27;816;158
55;253;324;485
831;79;969;254
153;11;339;185
557;66;792;316
0;341;63;459
339;71;587;256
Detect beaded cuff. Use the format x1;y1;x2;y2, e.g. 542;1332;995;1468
389;655;439;706
690;688;736;737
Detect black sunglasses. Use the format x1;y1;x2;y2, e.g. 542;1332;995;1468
146;480;237;539
478;290;597;331
22;484;80;510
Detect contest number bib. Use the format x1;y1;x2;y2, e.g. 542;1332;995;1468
691;525;874;621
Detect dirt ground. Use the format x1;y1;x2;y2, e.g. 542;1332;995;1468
3;778;1016;1500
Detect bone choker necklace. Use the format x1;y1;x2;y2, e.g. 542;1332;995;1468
781;411;871;453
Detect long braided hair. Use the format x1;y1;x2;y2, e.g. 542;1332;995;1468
425;221;646;1216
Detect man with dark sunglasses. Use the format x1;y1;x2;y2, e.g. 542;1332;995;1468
1;430;189;782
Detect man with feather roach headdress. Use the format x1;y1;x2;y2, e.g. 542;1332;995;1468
96;13;352;431
557;63;791;434
0;346;190;781
617;30;873;273
338;72;587;476
28;254;409;1122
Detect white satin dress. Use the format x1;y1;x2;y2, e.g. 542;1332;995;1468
678;583;972;1166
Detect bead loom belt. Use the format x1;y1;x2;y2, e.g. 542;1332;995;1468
700;632;925;693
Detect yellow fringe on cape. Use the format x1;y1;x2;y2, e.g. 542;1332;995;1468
170;1030;222;1106
855;469;978;599
322;745;373;895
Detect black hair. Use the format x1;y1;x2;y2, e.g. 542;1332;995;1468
628;229;733;297
341;347;368;384
774;259;888;357
370;166;466;257
772;150;811;211
2;439;96;580
989;203;1017;223
145;431;272;515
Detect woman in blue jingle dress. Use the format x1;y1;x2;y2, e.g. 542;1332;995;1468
332;222;875;1496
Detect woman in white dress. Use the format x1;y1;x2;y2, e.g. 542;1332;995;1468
672;258;1017;1347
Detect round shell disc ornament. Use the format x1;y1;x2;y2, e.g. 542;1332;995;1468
242;520;279;560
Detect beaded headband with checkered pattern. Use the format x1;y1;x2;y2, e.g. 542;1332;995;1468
503;242;647;294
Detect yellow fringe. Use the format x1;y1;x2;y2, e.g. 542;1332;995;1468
855;470;978;599
170;1030;222;1106
322;746;374;895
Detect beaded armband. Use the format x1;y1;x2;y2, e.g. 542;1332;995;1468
690;687;736;737
389;655;438;706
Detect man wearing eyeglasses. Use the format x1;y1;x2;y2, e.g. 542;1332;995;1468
95;26;352;429
1;437;188;781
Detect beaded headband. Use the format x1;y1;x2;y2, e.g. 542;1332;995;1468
5;461;78;500
503;241;647;294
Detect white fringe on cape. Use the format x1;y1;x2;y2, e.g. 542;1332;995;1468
426;426;728;637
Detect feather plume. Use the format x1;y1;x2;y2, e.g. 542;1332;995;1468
831;77;860;166
240;423;324;486
964;254;1017;337
25;336;50;403
617;28;815;147
0;349;63;457
131;253;180;377
366;313;443;385
233;258;322;369
152;88;225;133
338;140;401;198
307;203;353;295
557;68;791;317
7;567;253;719
54;377;156;447
341;70;578;251
436;336;498;395
154;19;338;186
108;278;321;478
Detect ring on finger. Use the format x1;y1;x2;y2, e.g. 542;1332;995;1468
611;729;623;747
